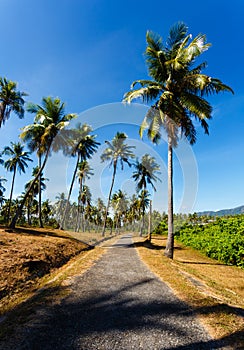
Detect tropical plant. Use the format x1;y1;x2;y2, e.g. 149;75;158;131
126;195;141;231
3;142;32;222
132;154;161;235
132;154;161;192
175;215;244;268
100;132;135;236
123;22;233;258
76;161;94;231
111;190;128;233
93;198;106;230
10;96;76;228
41;199;53;225
138;189;151;236
76;185;92;232
54;192;67;226
0;77;27;128
60;123;99;229
20;119;49;227
24;166;48;225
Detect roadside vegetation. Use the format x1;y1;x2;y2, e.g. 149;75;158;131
154;214;244;269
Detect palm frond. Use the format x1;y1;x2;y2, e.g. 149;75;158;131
166;22;188;49
124;85;161;104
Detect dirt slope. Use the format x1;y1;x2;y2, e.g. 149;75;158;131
0;226;90;314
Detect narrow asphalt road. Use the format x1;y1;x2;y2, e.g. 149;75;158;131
1;235;229;349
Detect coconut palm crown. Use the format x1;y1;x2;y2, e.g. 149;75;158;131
132;153;161;192
0;78;27;128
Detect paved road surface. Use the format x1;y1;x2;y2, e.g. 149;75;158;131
1;235;230;349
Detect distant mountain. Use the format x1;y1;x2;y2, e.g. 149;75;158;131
198;205;244;217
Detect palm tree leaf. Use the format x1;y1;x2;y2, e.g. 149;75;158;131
166;22;188;48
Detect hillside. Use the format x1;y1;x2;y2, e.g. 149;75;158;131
0;226;91;314
198;204;244;217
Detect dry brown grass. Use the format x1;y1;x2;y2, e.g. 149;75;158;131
134;235;244;349
0;226;109;316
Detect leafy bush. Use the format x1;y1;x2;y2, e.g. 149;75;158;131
174;216;244;268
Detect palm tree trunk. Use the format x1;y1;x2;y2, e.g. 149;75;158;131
60;155;80;229
0;102;6;128
7;166;16;223
102;161;117;236
147;200;152;242
38;154;43;228
27;200;31;225
164;137;174;259
10;143;52;229
76;176;83;232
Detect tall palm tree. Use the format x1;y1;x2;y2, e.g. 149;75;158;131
3;142;32;222
100;132;135;236
60;123;100;229
10;96;76;228
20;121;49;227
0;77;27;128
123;22;233;258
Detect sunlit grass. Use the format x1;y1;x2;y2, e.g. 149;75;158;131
134;235;244;348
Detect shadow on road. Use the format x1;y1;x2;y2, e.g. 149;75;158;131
1;277;243;349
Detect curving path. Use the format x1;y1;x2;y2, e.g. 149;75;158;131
1;235;229;349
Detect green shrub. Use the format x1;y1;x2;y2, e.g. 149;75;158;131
174;215;244;268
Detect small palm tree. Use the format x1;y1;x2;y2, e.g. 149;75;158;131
0;78;27;128
54;192;67;226
132;154;161;235
111;190;128;234
76;161;94;232
94;198;106;230
77;185;92;232
123;22;233;258
132;154;161;192
100;132;135;236
3;142;32;222
24;166;48;225
10;96;76;228
41;199;52;224
138;189;150;235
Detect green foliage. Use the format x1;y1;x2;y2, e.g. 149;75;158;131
153;220;168;235
174;216;244;268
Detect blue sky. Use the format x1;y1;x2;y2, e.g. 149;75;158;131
0;0;243;213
